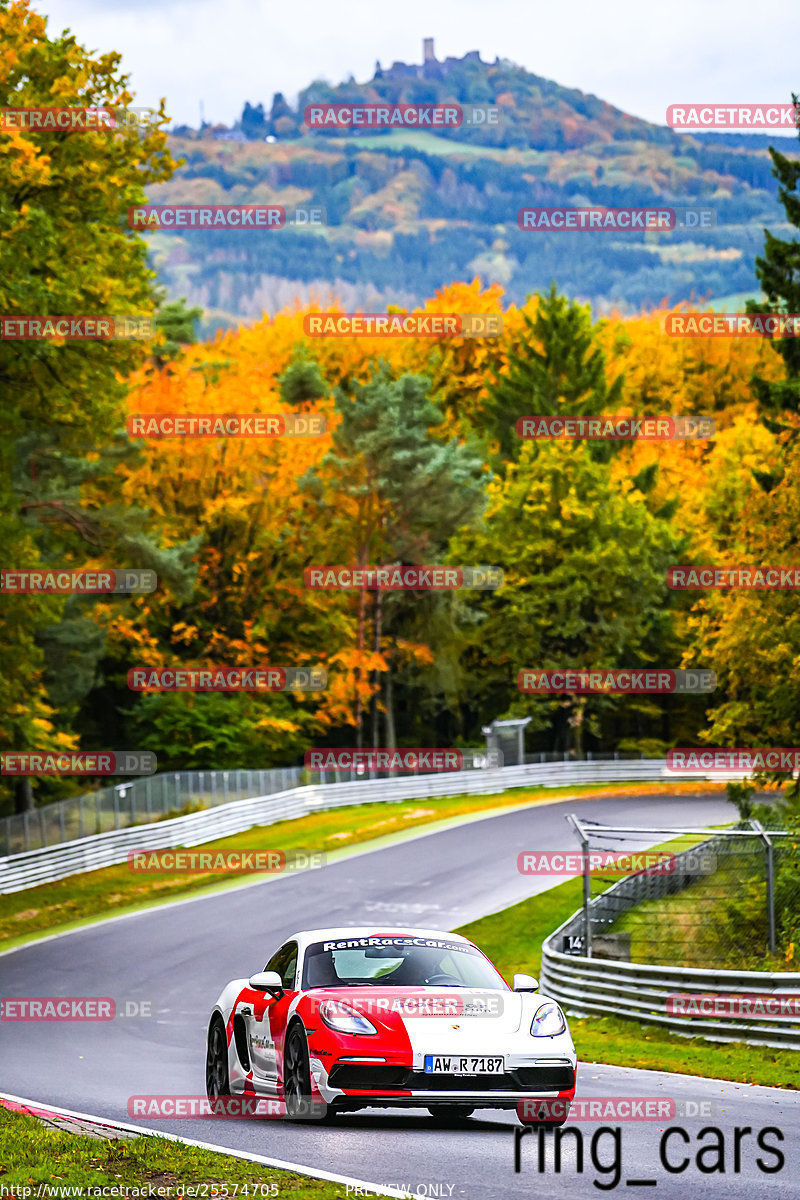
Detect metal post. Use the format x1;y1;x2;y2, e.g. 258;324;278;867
24;810;30;852
113;787;120;830
59;800;66;842
146;775;152;821
79;795;84;840
750;820;776;955
130;785;136;826
567;813;592;958
39;807;47;847
211;772;217;806
766;839;776;956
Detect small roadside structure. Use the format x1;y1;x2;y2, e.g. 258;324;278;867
482;716;531;767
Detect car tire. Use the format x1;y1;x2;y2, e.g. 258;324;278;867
206;1015;231;1108
283;1024;328;1121
428;1105;475;1121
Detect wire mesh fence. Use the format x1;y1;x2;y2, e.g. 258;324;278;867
0;746;507;857
563;815;800;971
0;768;303;857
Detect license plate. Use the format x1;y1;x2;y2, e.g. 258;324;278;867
423;1055;504;1075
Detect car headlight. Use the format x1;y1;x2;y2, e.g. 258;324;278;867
530;1001;566;1037
319;1000;377;1036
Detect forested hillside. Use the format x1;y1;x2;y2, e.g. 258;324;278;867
144;52;795;331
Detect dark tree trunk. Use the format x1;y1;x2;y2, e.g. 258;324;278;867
14;776;35;814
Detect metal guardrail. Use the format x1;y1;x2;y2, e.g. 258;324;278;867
0;756;714;893
0;767;305;857
540;839;800;1050
0;750;505;856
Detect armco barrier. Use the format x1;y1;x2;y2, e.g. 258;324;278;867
0;767;305;856
0;758;742;893
539;850;800;1050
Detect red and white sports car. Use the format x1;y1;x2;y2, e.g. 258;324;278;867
205;926;576;1124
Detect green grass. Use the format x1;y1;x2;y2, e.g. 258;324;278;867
0;1105;346;1197
456;877;800;1090
291;130;550;161
606;869;798;972
0;781;722;950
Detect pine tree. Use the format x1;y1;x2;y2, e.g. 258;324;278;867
301;365;487;746
483;284;624;464
748;93;800;488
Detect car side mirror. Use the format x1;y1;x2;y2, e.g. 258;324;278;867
248;970;285;999
513;973;539;992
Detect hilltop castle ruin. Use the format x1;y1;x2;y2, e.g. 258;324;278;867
375;39;486;82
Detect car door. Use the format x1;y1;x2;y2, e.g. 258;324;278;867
245;941;298;1084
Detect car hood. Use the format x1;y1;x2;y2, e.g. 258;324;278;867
303;986;553;1036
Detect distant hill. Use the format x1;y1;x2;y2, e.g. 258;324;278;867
151;42;796;335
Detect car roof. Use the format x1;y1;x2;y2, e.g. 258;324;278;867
289;927;476;953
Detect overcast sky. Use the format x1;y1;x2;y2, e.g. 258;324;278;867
34;0;798;133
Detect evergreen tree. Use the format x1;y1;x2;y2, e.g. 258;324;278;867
747;93;800;488
301;365;487;746
153;296;203;366
483;284;624;464
241;101;267;140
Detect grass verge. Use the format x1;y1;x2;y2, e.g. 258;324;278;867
0;781;727;951
456;877;799;1090
0;1104;344;1197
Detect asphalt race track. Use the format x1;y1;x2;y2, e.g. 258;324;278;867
1;790;798;1198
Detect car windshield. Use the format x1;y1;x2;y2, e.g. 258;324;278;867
302;935;509;989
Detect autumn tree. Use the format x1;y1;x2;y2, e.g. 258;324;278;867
301;363;487;747
449;440;684;756
0;1;182;812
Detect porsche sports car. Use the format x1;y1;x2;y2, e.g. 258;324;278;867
205;926;577;1124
